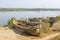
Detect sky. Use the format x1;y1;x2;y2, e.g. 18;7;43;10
0;0;60;8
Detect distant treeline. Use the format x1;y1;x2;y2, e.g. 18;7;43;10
0;8;40;11
0;8;60;11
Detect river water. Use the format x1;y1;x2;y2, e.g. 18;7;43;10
0;11;59;26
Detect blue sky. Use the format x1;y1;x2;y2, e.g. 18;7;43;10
0;0;60;8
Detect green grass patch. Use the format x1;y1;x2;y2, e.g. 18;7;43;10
39;22;51;37
4;17;16;27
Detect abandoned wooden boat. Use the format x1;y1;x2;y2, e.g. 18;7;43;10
13;20;41;36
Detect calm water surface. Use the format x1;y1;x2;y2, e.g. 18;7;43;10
0;11;59;26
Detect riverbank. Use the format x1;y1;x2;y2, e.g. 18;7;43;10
0;27;59;40
0;27;39;40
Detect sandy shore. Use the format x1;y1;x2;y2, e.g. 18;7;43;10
0;27;60;40
0;27;39;40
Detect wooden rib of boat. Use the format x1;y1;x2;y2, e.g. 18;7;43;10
13;20;41;36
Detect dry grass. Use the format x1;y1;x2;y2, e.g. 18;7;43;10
51;22;60;31
50;35;60;40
